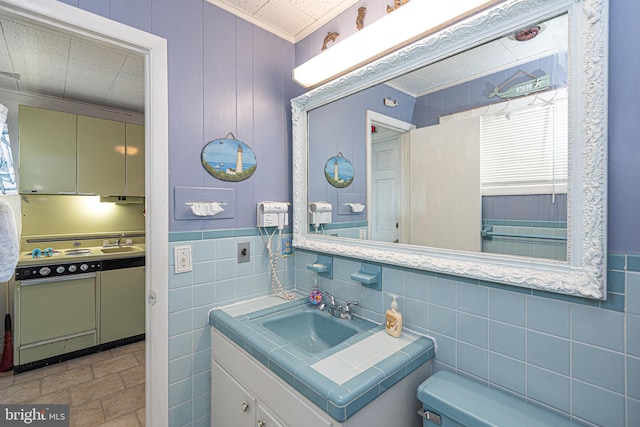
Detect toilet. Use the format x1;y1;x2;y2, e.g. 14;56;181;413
417;370;577;426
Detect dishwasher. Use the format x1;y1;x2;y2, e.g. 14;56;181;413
99;256;145;344
14;260;101;371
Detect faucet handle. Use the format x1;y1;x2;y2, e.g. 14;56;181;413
324;292;336;305
344;301;359;312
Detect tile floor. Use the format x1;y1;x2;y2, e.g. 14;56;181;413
0;341;145;426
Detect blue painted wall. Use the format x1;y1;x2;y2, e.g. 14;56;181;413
63;0;297;233
307;83;415;223
60;0;640;426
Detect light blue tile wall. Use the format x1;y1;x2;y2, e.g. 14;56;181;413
168;229;294;426
294;249;639;426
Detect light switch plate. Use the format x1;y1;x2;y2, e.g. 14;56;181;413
174;245;192;273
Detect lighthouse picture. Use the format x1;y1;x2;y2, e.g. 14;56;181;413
201;138;257;182
324;154;354;188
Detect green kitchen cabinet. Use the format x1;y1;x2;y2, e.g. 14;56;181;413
77;115;126;196
99;266;145;344
19;105;144;196
125;123;145;197
18;105;77;194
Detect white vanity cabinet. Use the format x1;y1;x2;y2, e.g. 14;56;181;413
211;328;429;427
211;329;331;427
212;361;284;427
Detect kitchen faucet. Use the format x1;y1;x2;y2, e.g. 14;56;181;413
322;291;359;320
103;233;127;247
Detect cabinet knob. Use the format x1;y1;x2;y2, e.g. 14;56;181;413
257;420;266;427
241;402;250;412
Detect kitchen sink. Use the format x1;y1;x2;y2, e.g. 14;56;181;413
100;246;142;254
65;249;92;256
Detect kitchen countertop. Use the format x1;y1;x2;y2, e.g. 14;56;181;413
209;295;435;422
17;243;146;266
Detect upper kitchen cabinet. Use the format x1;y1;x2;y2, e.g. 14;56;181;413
125;123;145;197
77;115;126;196
18;105;144;196
18;105;77;194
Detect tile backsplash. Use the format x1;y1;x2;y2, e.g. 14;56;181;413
168;227;638;427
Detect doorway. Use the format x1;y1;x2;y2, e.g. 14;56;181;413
365;110;414;244
0;1;169;425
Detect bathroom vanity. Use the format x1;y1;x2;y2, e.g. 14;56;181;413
209;296;435;426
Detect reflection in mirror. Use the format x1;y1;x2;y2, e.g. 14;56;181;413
308;13;568;261
294;0;608;299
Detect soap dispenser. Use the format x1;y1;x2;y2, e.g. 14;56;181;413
385;293;403;337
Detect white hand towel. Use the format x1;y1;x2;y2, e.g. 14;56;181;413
187;202;225;217
344;202;366;213
0;199;18;282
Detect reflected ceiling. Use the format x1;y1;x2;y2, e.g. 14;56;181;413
387;13;567;97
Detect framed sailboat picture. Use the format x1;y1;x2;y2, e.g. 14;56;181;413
201;136;257;182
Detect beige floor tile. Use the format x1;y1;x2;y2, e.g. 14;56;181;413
31;389;71;405
13;362;67;384
41;366;94;395
92;353;139;379
101;384;145;421
136;408;145;426
111;341;144;358
0;378;41;403
120;364;145;389
67;350;114;370
96;412;141;426
0;372;14;388
70;373;126;407
134;350;145;365
70;399;106;427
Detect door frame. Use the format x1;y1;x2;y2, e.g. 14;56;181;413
365;111;414;243
0;1;169;425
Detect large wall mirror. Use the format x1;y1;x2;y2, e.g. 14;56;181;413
292;0;608;299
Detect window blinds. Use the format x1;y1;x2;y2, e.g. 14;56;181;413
480;97;568;196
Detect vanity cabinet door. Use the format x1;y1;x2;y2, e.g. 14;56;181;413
212;361;256;427
257;404;284;427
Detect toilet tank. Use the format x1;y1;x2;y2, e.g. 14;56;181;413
417;371;576;427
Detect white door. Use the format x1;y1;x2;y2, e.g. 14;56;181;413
408;117;481;251
371;136;401;242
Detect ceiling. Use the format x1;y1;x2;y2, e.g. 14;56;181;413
0;14;145;113
0;5;565;115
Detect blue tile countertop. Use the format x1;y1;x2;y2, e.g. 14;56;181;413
209;296;435;422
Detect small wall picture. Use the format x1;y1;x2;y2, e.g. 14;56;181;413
201;138;257;182
324;153;354;188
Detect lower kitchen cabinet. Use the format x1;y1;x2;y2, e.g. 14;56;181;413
99;266;145;344
15;273;98;365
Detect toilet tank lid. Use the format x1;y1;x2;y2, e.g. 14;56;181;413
417;371;576;427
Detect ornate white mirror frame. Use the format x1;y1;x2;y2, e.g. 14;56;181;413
292;0;608;299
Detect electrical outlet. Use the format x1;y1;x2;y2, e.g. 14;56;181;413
238;242;250;263
174;245;192;273
359;229;367;239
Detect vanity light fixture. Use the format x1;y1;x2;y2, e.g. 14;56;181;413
292;0;502;88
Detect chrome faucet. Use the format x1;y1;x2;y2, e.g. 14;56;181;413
323;292;359;320
342;301;359;321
